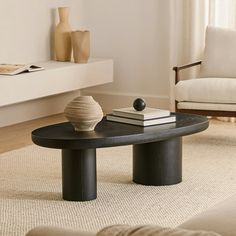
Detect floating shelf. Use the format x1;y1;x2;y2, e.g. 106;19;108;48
0;59;113;107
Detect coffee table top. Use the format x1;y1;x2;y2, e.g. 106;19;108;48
32;113;208;150
32;113;209;149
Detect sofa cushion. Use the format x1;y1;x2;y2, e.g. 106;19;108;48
175;78;236;104
26;225;221;236
97;225;221;236
179;195;236;236
26;226;95;236
200;26;236;78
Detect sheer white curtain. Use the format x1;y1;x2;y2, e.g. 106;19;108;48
211;0;236;28
169;0;236;121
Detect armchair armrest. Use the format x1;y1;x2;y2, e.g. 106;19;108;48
173;61;202;84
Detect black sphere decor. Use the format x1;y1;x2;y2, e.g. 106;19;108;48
133;98;146;111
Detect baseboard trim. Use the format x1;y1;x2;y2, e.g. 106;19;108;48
81;91;170;113
0;91;170;127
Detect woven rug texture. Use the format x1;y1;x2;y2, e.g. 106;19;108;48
0;120;235;235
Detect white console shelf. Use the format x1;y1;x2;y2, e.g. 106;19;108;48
0;58;113;107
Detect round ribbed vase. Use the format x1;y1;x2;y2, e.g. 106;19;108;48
64;96;103;131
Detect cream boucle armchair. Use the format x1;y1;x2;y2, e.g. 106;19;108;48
173;26;236;117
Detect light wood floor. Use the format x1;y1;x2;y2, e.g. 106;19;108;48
0;114;66;154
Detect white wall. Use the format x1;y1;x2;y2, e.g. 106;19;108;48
0;0;173;126
0;0;86;126
82;0;172;110
0;0;86;63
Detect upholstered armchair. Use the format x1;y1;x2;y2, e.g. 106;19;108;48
173;26;236;117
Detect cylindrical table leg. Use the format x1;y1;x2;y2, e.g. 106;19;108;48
62;149;96;201
133;137;182;185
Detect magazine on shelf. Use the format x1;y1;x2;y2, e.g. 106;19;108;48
106;114;176;127
112;107;170;120
0;63;44;75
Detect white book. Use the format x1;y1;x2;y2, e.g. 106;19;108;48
0;63;44;75
106;114;176;127
112;107;170;120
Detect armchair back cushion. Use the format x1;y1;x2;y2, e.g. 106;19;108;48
200;26;236;78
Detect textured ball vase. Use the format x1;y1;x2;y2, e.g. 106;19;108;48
64;96;103;131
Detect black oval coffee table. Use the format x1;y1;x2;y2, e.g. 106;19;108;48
32;113;208;201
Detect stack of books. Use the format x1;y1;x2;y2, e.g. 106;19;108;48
106;107;176;127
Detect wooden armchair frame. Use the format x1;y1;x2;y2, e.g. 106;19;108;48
173;61;236;117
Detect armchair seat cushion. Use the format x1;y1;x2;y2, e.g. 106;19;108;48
177;102;236;111
175;78;236;104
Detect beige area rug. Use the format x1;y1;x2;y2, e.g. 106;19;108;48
0;120;236;235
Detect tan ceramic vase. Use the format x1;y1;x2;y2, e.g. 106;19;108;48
54;7;72;61
71;31;90;63
64;96;103;131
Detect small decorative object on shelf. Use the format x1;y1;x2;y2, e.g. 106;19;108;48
55;7;72;62
0;64;44;75
133;98;146;111
64;96;103;131
71;30;90;63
